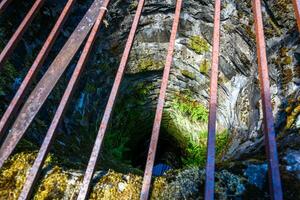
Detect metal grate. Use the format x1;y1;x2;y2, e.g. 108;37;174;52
0;0;299;199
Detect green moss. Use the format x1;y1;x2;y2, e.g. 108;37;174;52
137;58;163;72
181;69;196;79
182;130;230;167
199;59;210;74
188;36;209;54
172;94;208;123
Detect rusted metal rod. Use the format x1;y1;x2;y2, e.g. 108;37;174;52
0;0;45;70
293;0;300;31
252;0;283;200
17;2;109;200
0;0;75;141
139;0;183;199
0;0;103;169
76;1;145;199
0;0;13;14
204;0;221;199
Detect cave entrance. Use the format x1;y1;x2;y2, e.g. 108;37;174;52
129;127;183;172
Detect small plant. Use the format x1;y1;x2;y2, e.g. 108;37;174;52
137;58;163;72
188;36;209;54
173;94;209;123
199;59;210;74
182;130;229;167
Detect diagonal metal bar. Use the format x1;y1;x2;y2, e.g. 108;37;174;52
0;0;104;169
76;1;146;199
0;0;13;14
293;0;300;31
139;0;183;199
252;0;283;200
204;0;221;199
0;0;45;70
17;3;109;200
0;0;75;141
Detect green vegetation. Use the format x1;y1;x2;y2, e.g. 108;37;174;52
199;59;210;74
0;61;17;103
188;36;209;54
182;130;229;167
102;81;155;167
181;69;195;79
137;58;163;72
172;94;208;123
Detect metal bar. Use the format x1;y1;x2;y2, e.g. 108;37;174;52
292;0;300;31
77;0;145;199
17;3;109;200
140;0;183;199
0;0;45;70
0;0;104;169
0;0;75;141
252;1;283;200
0;0;13;14
204;0;221;199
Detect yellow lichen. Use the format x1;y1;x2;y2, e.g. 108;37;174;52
89;170;142;200
0;152;56;200
34;166;68;200
285;104;300;129
151;177;167;199
0;152;36;199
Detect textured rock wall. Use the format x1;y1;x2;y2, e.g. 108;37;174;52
0;0;299;199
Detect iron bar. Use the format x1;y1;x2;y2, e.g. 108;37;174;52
204;0;221;199
17;2;109;200
293;0;300;31
0;0;13;14
0;0;45;70
0;0;75;140
0;0;104;169
139;0;183;199
252;0;283;200
76;0;145;199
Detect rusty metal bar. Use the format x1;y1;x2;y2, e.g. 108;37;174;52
252;0;283;200
0;0;103;169
0;0;13;14
0;0;75;141
204;0;221;199
0;0;45;70
17;3;109;200
293;0;300;31
139;1;183;199
76;1;145;199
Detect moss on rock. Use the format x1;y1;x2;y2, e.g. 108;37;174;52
181;69;196;79
188;36;209;54
90;170;142;200
199;59;210;75
138;58;163;72
34;166;68;200
0;152;54;199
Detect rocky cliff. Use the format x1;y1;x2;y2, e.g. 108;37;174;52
0;0;299;199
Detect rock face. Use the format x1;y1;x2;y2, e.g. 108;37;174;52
0;0;300;199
